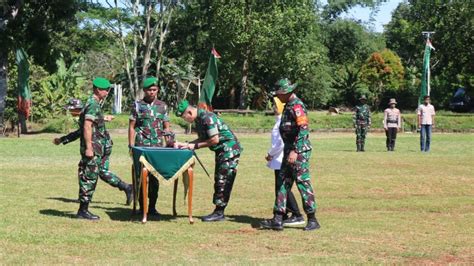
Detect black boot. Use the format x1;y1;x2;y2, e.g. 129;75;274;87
148;195;161;217
260;213;283;231
201;206;225;222
361;143;365;152
304;213;320;231
76;202;100;220
356;143;361;152
118;181;133;206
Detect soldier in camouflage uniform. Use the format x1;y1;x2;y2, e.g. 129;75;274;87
175;100;242;222
76;77;132;220
353;95;371;152
260;78;320;231
53;131;133;206
128;77;175;216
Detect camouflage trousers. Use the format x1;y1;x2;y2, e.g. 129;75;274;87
274;150;316;214
78;153;122;203
213;154;240;207
355;125;368;147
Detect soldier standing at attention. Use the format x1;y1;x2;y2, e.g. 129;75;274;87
260;78;320;231
128;77;175;216
383;98;401;151
174;100;242;222
353;95;371;152
76;77;133;220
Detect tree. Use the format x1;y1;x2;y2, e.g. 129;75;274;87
360;49;404;108
385;1;474;108
83;0;177;100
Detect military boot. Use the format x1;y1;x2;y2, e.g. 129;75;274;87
360;143;365;152
201;206;225;222
303;213;320;231
118;181;133;205
260;213;283;231
77;202;100;220
356;143;361;152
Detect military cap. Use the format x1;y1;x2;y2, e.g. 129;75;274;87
143;77;158;89
92;77;111;90
175;99;189;117
274;78;297;95
359;95;367;100
388;98;397;105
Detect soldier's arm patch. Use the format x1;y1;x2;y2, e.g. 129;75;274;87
206;126;219;137
293;104;308;126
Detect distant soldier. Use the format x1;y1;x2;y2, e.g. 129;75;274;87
417;95;436;152
76;77;132;220
52;98;132;206
383;98;401;151
260;78;320;231
353;95;371;152
175;100;242;222
128;77;175;216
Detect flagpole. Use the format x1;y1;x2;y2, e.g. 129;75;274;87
422;31;435;96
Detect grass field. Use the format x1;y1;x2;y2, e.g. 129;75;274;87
1;132;473;264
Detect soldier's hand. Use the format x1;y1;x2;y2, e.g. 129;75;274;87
85;148;94;158
187;143;196;150
53;138;61;145
104;115;115;122
265;154;272;162
288;150;297;164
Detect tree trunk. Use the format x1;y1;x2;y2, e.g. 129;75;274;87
0;49;7;116
239;52;249;109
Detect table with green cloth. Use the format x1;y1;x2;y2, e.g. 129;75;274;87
131;146;196;223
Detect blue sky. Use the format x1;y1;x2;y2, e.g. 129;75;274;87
337;0;404;32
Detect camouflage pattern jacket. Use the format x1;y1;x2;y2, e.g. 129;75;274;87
353;104;371;127
195;109;242;159
279;95;312;154
130;99;170;147
79;95;112;157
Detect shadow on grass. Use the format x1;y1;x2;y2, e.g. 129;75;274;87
39;209;76;219
46;197;115;205
226;215;262;228
92;205;189;222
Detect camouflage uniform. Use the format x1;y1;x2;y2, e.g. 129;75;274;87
274;95;316;215
195;109;242;207
78;95;123;203
353;104;371;151
130;99;173;210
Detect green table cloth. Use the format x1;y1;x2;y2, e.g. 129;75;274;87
132;147;195;184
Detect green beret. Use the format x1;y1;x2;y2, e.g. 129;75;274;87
274;78;297;95
175;99;189;117
92;77;111;90
143;77;158;89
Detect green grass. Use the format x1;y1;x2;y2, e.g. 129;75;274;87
1;133;473;264
38;111;474;134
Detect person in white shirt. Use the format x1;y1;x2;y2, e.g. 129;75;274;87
383;98;401;151
417;95;436;152
265;96;304;226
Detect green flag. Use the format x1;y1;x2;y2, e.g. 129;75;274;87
16;48;31;118
419;39;435;104
198;48;220;111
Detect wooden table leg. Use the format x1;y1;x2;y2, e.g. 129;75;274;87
172;179;178;217
187;166;194;224
141;166;148;223
131;164;136;215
